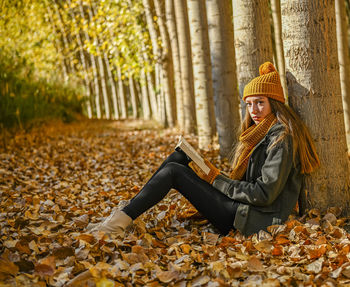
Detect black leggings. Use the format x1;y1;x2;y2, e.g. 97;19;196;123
122;150;238;235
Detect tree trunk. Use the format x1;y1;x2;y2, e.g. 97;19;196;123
165;0;184;130
232;0;273;117
128;73;139;119
154;0;176;127
158;81;167;125
53;1;76;74
78;0;101;119
187;0;215;149
115;61;128;119
45;4;69;84
141;41;158;120
270;0;288;101
87;3;110;119
143;0;161;121
174;0;196;133
335;0;350;150
281;0;350;211
140;69;152;120
104;53;120;120
206;0;240;157
67;0;93;119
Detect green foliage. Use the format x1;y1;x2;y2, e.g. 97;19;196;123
0;0;155;122
0;57;83;130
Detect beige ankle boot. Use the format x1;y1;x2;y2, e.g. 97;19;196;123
88;209;132;237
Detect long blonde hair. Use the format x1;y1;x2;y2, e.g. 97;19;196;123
230;99;320;174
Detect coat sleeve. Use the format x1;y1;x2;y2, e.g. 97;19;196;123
212;137;294;207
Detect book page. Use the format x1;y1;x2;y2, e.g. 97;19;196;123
175;136;210;175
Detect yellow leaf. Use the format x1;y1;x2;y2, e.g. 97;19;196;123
96;277;115;287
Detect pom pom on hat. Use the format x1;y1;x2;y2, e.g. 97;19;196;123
243;61;285;103
259;61;276;75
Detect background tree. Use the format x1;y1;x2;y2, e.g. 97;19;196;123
174;0;196;133
142;0;161;123
154;0;176;127
165;0;185;131
206;0;240;157
187;0;216;149
270;0;288;101
281;0;350;211
335;0;350;150
232;0;273;117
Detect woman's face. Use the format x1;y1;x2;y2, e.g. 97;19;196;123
245;96;272;125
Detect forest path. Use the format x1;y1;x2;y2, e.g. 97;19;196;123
0;120;349;286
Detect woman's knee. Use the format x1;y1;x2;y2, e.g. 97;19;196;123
163;162;188;178
166;150;189;165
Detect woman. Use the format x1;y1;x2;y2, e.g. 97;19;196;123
88;62;320;237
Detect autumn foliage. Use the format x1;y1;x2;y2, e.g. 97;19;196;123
1;120;350;286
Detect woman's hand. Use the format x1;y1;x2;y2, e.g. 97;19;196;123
189;159;220;184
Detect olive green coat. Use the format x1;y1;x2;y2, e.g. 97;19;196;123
213;123;302;236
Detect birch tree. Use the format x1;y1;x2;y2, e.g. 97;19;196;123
187;0;215;149
335;0;350;150
78;0;101;119
174;0;196;133
206;0;240;157
165;0;184;130
154;0;176;127
281;0;350;211
270;0;288;101
67;0;93;118
232;0;273;117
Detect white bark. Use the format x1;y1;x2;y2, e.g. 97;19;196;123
206;0;240;157
166;0;184;130
282;0;350;210
271;0;288;101
232;0;273;117
154;0;176;127
67;0;92;118
174;0;196;133
187;0;215;149
335;0;350;150
78;0;101;119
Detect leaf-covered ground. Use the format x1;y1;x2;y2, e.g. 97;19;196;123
1;120;350;287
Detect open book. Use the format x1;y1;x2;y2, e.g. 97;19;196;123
175;136;210;175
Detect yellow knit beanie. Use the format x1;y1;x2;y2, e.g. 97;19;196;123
243;62;285;103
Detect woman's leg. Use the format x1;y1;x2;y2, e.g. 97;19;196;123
122;161;238;234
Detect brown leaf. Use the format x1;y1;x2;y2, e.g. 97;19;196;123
191;275;210;286
247;256;264;272
0;251;19;276
34;256;56;277
203;232;219;246
76;233;97;244
307;245;327;260
180;244;191;254
157;270;181;283
272;245;284;256
254;240;274;253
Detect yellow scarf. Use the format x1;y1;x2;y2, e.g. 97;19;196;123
230;113;277;180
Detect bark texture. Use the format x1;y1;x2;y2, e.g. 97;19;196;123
174;0;196;133
67;0;93;119
154;0;176;127
335;0;350;150
281;0;350;211
232;0;273;117
187;0;215;149
271;0;288;101
79;0;101;119
206;0;240;157
143;0;161;122
166;0;184;130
